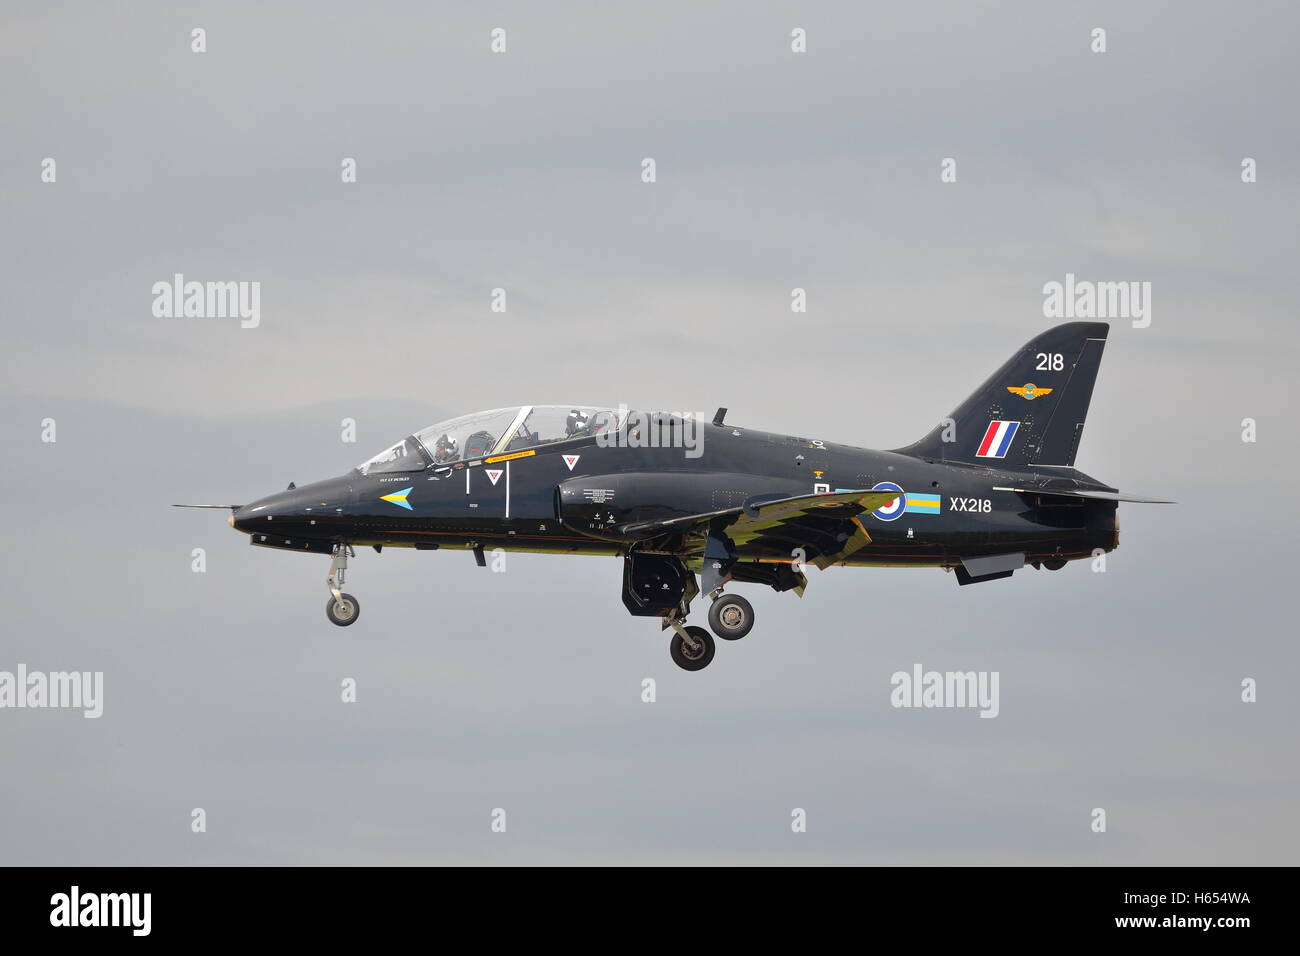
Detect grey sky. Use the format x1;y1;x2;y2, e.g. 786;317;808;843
2;1;1297;864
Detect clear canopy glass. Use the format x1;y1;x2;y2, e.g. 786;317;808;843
357;405;624;474
502;405;621;452
412;407;523;464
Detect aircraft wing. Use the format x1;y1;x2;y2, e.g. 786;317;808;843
620;488;904;570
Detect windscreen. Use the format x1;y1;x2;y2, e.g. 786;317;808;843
356;436;428;475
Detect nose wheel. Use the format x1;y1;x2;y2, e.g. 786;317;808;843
326;544;361;626
326;593;361;626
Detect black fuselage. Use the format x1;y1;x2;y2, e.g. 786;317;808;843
232;420;1118;569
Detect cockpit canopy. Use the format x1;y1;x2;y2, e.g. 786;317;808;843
356;405;623;475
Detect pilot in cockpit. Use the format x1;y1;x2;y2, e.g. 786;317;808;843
566;409;591;437
432;434;459;463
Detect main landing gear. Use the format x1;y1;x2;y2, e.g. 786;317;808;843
662;589;755;671
707;592;754;641
621;546;761;672
668;625;715;671
326;544;360;626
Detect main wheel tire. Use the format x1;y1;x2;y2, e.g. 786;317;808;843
326;592;361;626
1043;558;1067;571
708;593;754;640
670;625;715;671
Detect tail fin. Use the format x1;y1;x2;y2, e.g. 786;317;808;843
897;322;1109;467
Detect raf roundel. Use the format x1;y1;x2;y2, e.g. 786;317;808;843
870;481;906;521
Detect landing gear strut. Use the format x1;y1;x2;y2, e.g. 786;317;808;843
699;523;758;641
326;544;360;626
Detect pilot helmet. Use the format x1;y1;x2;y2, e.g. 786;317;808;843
435;434;458;460
566;409;590;436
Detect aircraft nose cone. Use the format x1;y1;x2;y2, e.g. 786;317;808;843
230;503;259;533
230;476;354;536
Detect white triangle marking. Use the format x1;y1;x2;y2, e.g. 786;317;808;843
486;469;503;486
563;454;580;471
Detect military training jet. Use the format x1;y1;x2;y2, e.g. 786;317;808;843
177;321;1170;671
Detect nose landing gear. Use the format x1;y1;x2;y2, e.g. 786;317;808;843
326;544;360;626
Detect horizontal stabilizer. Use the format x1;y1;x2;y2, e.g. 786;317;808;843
991;486;1174;504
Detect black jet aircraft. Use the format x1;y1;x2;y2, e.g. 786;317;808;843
177;321;1170;671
